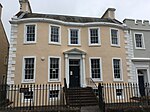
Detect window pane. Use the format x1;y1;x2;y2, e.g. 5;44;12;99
70;29;79;44
51;26;59;42
91;59;101;78
49;90;59;98
90;29;99;44
111;29;118;45
49;58;59;79
135;34;143;48
113;59;121;79
26;25;35;42
116;89;122;96
24;58;34;80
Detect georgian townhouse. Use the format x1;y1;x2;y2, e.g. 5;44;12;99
7;0;130;91
0;4;9;84
124;19;150;96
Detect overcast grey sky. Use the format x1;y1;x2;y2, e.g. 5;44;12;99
1;0;150;40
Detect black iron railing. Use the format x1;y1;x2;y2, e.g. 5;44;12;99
0;84;80;111
98;83;150;111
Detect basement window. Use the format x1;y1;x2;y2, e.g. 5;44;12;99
49;90;59;98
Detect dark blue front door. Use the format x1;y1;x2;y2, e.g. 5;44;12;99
69;59;80;88
138;75;145;96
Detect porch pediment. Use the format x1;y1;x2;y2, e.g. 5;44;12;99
63;48;86;55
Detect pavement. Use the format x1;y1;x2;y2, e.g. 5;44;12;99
81;105;100;112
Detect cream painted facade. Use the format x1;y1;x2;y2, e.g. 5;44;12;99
7;0;130;87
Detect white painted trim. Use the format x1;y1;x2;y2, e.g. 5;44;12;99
48;56;61;82
10;18;124;28
22;56;36;83
130;27;150;31
88;27;101;46
134;63;150;83
110;28;120;47
132;58;150;61
112;57;123;81
49;24;61;45
134;32;145;49
24;23;37;44
68;28;81;46
89;57;103;81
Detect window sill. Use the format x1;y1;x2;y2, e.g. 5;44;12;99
23;42;36;45
89;44;101;47
68;44;81;47
113;79;123;82
48;80;61;83
111;45;120;48
49;42;61;46
92;78;103;82
21;80;35;84
135;47;146;50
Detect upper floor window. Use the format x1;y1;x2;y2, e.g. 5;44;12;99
48;57;60;82
90;57;102;81
134;33;145;49
112;58;123;81
24;24;37;43
69;29;80;45
89;28;101;46
49;25;61;44
110;28;120;46
22;56;36;83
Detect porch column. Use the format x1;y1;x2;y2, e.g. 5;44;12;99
82;54;86;87
65;54;69;88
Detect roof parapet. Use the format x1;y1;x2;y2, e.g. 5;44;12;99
123;19;150;29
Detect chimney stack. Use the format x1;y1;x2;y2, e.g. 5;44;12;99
0;4;3;19
19;0;32;13
101;8;116;19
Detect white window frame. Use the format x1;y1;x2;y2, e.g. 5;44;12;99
88;27;101;46
49;24;61;45
48;56;61;82
68;28;81;46
110;28;120;47
112;58;123;81
89;57;103;81
22;56;36;83
24;23;37;44
134;33;145;49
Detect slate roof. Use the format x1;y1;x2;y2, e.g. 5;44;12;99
16;11;122;25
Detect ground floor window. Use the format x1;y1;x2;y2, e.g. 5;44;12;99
49;57;60;81
112;58;122;81
90;58;102;80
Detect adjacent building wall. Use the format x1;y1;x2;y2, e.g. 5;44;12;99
0;4;9;84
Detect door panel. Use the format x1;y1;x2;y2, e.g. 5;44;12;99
138;76;145;96
69;65;80;88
